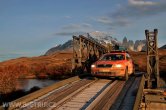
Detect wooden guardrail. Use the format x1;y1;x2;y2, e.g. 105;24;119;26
133;75;145;110
0;76;80;110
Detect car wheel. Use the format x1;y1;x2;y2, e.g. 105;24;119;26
124;68;128;81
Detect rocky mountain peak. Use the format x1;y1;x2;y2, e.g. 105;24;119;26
45;32;149;55
86;31;120;45
45;40;72;55
45;31;121;55
122;36;146;51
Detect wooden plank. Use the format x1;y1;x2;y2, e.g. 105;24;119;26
145;94;166;103
0;76;80;110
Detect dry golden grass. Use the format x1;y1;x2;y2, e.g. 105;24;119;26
0;49;165;79
129;49;166;73
0;52;73;79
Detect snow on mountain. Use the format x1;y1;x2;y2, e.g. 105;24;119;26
84;31;120;45
45;31;120;55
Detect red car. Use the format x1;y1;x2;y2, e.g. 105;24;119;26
91;51;135;80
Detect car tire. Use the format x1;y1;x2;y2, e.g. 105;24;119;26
124;68;128;81
132;67;135;76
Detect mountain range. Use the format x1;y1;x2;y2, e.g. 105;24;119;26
122;37;147;51
160;44;166;49
45;31;120;55
45;31;164;55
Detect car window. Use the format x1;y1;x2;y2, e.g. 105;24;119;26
100;54;124;61
126;53;131;60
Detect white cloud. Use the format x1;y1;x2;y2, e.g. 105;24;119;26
96;17;112;25
95;0;166;28
96;16;130;27
129;0;157;6
55;23;95;36
55;31;83;36
113;0;166;18
62;23;92;30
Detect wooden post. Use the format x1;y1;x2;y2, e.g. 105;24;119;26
145;29;160;88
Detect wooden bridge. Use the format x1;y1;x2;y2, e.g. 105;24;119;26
0;29;165;110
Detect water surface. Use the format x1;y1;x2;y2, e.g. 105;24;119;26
16;79;58;91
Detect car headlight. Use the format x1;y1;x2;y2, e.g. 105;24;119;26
114;64;123;68
91;64;96;68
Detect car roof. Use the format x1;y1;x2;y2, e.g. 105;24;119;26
104;51;128;55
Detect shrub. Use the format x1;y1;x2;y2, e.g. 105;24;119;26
0;66;18;94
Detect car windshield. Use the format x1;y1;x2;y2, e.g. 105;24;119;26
99;54;125;61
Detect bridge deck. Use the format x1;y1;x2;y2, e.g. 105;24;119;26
0;73;145;110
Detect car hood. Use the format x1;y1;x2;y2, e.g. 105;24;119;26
95;60;125;65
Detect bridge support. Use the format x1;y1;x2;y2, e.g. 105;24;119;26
145;29;160;88
133;29;165;110
72;34;107;75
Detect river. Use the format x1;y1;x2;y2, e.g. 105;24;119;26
16;79;59;91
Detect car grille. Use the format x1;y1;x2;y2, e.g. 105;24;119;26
97;64;112;68
95;72;116;76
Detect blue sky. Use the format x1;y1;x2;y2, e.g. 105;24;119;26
0;0;166;61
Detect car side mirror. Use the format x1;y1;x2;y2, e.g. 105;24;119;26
127;58;131;61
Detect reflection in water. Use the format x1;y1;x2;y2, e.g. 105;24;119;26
16;79;58;91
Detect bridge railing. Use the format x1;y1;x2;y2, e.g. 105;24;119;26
72;34;108;75
133;75;145;110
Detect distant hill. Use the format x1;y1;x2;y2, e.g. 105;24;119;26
160;44;166;49
0;51;73;79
